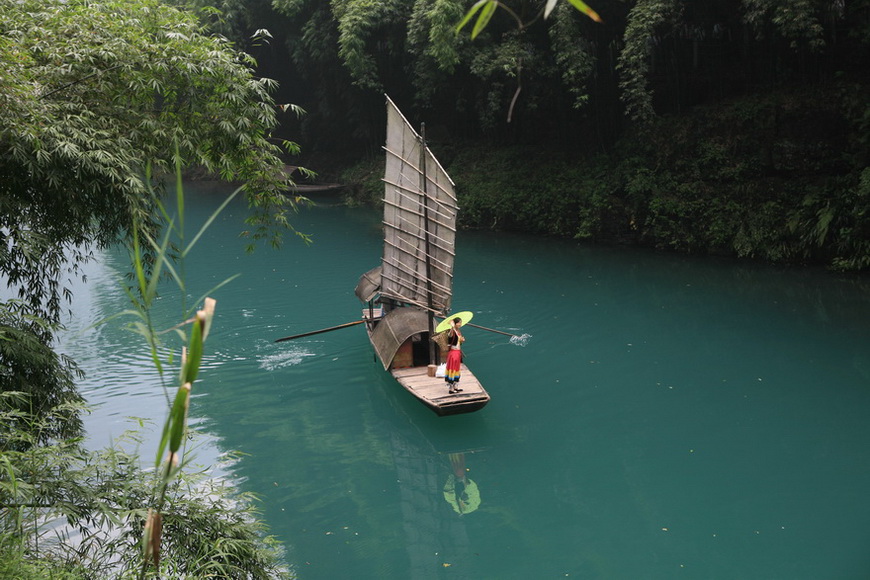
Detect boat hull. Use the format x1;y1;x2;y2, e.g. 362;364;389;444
361;310;490;416
390;364;490;416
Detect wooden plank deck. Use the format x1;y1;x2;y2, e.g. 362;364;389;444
390;363;489;415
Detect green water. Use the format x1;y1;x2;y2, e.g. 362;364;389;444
60;183;870;579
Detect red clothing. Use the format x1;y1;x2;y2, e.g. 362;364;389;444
445;348;462;384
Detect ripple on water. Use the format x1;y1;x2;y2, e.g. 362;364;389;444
258;344;316;371
509;333;532;347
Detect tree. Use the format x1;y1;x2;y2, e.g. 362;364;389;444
0;174;289;578
616;0;681;124
0;302;83;445
0;0;301;326
271;0;610;143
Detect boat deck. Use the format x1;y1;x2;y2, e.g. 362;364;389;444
390;363;490;416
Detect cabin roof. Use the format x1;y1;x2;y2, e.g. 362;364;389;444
370;307;429;370
355;266;382;302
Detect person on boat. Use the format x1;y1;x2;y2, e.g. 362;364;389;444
445;317;465;394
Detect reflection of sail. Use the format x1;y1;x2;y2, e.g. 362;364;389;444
378;381;492;574
391;431;470;575
382;96;457;314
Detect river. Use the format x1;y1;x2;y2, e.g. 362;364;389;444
58;182;870;579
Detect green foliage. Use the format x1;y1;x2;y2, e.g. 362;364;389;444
0;0;300;324
269;0;864;154
121;172;249;577
331;0;406;89
0;303;83;445
339;156;386;206
407;0;471;107
795;170;870;271
273;0;610;134
742;0;827;49
831;167;870;271
329;83;868;271
448;145;619;238
163;0;275;44
456;0;500;39
408;0;466;75
467;31;536;127
455;0;601;39
0;2;306;575
0;411;287;579
548;3;596;109
616;0;681;124
0;176;287;578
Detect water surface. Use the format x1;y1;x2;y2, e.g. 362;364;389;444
61;183;870;579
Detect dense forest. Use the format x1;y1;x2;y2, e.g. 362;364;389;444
206;0;870;271
1;1;868;578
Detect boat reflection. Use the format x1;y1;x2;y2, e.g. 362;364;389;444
381;374;494;573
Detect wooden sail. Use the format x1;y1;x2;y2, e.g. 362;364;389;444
381;96;457;314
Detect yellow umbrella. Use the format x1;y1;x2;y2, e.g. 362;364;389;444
435;311;474;333
442;475;481;515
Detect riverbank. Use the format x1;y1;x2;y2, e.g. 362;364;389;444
331;83;869;272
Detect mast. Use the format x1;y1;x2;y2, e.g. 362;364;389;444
420;123;437;367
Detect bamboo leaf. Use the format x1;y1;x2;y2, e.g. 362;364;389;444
155;414;172;467
168;382;191;454
142;226;172;310
565;0;603;22
174;146;185;239
472;1;498;39
183;186;242;257
456;0;491;35
131;228;149;308
192;275;238;316
183;316;203;384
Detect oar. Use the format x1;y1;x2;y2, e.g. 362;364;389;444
465;322;520;338
275;319;366;343
436;315;520;338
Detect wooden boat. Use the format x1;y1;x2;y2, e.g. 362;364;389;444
354;96;490;416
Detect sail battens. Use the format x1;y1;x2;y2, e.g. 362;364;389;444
382;144;457;198
384;183;456;224
383;184;457;226
384;232;452;261
382;278;450;310
381;252;453;291
382;164;457;208
384;144;457;190
384;205;456;241
382;238;454;283
382;217;455;267
381;260;452;298
383;217;455;256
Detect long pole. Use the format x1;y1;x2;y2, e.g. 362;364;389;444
464;323;521;338
274;319;366;342
433;317;522;338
